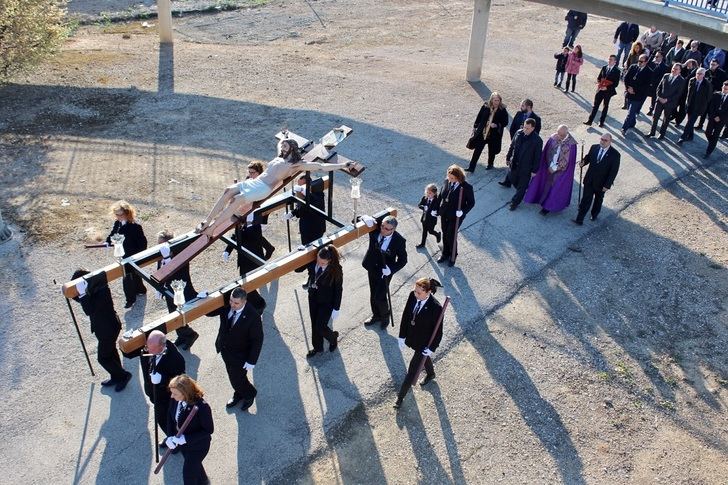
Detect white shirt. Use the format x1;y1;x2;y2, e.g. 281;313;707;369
227;307;243;325
378;234;392;252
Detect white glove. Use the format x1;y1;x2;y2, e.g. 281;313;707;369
150;372;162;384
161;257;172;267
75;279;88;297
155;291;163;300
197;291;208;299
361;215;376;227
283;211;296;220
398;337;405;350
175;435;186;445
293;184;306;194
331;309;339;321
422;347;434;357
456;210;463;218
222;251;230;263
243;362;255;371
382;266;392;277
165;437;178;449
159;243;171;258
297;244;307;251
430;210;438;216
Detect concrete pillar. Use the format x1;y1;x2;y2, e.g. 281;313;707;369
466;0;491;82
158;0;173;44
0;209;12;243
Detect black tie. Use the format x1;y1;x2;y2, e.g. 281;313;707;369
316;266;322;278
413;301;422;318
228;311;237;328
598;149;605;163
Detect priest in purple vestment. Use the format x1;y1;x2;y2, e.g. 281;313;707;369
524;125;578;215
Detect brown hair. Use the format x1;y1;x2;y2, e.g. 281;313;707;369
415;277;442;294
447;164;465;183
169;374;204;402
317;245;343;284
278;138;302;163
110;200;137;222
425;183;438;196
247;161;265;175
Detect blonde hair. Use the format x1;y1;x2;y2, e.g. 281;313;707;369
488;92;504;110
110;200;137;222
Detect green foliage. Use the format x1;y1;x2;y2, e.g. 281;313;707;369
0;0;68;82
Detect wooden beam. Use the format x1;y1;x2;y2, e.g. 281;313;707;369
118;208;396;353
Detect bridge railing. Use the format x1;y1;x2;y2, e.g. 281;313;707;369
663;0;728;21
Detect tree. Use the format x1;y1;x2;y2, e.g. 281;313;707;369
0;0;68;82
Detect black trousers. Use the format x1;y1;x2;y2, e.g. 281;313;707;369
181;442;210;485
419;221;440;245
397;351;435;402
122;272;146;304
706;119;726;155
680;112;701;141
650;102;677;136
308;300;336;352
468;140;496;171
508;169;531;206
97;333;127;380
367;271;391;321
221;352;256;399
565;73;577;91
588;91;614;125
440;216;459;261
576;185;606;222
151;392;173;436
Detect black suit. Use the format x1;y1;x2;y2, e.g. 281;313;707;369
362;227;407;324
647;61;669;112
396;292;443;402
680;77;714;141
588;64;621;125
139;341;185;436
157;258;199;344
468;105;509;170
649;73;687;136
76;283;127;381
106;220;147;305
306;263;342;352
167;399;214;484
576;144;621;222
699;68;728;128
225;221;266;277
417;196;441;245
291;184;326;245
210;302;264;400
438;180;475;263
509;110;542;140
504;129;543;207
705;91;728;156
622;64;652;131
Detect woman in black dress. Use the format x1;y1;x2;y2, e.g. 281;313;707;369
166;374;214;485
305;245;343;358
106;200;147;308
467;92;509;172
394;277;444;409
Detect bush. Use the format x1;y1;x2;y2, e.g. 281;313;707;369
0;0;68;82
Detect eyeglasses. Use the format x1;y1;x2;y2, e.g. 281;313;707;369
600;138;610;142
638;60;646;64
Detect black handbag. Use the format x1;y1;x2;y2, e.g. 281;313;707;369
466;130;477;150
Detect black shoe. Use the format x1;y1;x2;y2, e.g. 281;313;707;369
181;333;199;351
380;320;390;330
590;215;598;221
677;138;684;145
364;319;381;326
124;301;135;309
646;110;653;116
101;378;116;387
509;203;517;211
329;332;339;352
621;105;628;110
436;256;448;263
485;164;493;170
435;231;441;243
572;219;583;226
264;248;274;261
703;152;710;159
306;349;322;358
621;128;628;136
302;282;309;290
420;373;436;386
393;399;403;410
240;398;255;411
657;133;665;140
498;181;510;187
695;125;703;131
598;122;605;128
539;208;549;216
583;121;592;126
226;396;242;408
644;132;653;138
114;371;132;392
464;168;474;173
415;243;425;249
447;260;455;267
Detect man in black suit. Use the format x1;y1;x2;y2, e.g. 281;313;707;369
679;68;713;144
288;174;327;245
223;213;268;276
72;269;132;392
137;330;185;443
500;118;544;210
697;59;727;130
361;215;408;329
621;54;652;135
646;52;669;116
573;134;620;225
208;288;264;410
509;99;542;140
438;165;475;266
585;55;621;127
704;81;728;159
646;63;687;139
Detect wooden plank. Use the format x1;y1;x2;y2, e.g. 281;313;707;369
118;208;396;353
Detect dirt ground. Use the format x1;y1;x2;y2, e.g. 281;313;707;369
0;0;726;484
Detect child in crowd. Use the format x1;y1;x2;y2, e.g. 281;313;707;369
554;46;570;88
416;184;441;249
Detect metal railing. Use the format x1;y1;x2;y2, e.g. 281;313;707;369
664;0;728;20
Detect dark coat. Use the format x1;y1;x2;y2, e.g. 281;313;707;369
597;64;621;97
681;49;702;65
707;67;727;92
655;73;687;109
418;196;440;232
140;341;186;402
614;22;639;44
362;229;408;275
77;284;121;339
554;52;569;72
438;180;475;223
291;189;326;245
623;64;652;100
106;220;147;258
659;35;678;56
509;111;542;139
707;91;728;124
685;77;714;116
225;222;265;276
565;10;587;29
506;129;544;176
473;105;509;155
167;399;214;452
582;144;620;191
398;292;443;353
306;263;343;311
210;302;264;364
648;62;669;96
